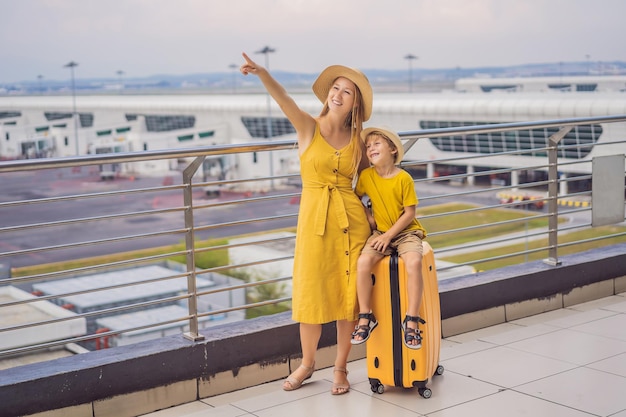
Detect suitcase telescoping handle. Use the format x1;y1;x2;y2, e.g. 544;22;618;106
388;250;405;386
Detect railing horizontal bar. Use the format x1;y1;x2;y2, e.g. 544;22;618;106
194;260;286;277
1;293;190;333
426;215;550;239
194;234;295;254
399;115;626;141
558;204;593;213
0;206;186;233
1;250;189;286
195;275;291;297
75;315;194;341
0;227;189;258
199;256;295;273
417;185;549;206
558;224;592;235
193;192;301;211
195;213;299;232
420;203;550;221
2;116;623;175
0;311;193;358
421;183;549;203
406;146;553;165
435;229;549;257
0;183;186;209
193;172;301;189
197;297;292;319
558;232;626;248
438;245;553;270
0;139;300;173
0;272;191;311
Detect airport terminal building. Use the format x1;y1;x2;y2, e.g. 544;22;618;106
1;76;625;193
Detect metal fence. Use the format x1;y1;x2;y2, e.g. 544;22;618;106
1;115;625;361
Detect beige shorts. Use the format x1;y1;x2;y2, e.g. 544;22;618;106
361;230;424;257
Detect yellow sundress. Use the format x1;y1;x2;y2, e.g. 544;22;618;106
291;124;371;324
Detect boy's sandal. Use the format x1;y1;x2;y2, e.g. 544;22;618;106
402;315;426;350
331;367;350;395
350;312;378;345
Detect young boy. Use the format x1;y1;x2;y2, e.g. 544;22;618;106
351;127;427;349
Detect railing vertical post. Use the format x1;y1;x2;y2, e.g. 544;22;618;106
543;126;571;266
182;156;206;342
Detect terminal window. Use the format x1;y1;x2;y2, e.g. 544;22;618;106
144;115;196;132
422;121;601;159
241;116;295;139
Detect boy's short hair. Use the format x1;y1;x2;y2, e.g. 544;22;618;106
360;126;404;165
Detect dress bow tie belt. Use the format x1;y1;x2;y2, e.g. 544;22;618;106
313;184;350;236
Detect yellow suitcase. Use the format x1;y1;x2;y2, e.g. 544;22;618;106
366;240;444;398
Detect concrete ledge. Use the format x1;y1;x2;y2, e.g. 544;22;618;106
2;243;626;417
0;313;336;417
439;242;626;320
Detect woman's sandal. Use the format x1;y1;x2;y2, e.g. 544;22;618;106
402;314;426;350
331;367;350;395
283;362;315;391
350;311;378;345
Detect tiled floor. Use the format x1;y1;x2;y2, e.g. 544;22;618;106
143;293;626;417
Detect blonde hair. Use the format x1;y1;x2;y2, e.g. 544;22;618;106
364;131;399;163
318;80;365;177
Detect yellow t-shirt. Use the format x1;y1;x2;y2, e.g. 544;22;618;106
356;167;427;236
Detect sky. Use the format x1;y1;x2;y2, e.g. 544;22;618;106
1;0;625;84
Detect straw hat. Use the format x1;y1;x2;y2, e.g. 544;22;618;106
360;126;404;164
312;65;373;121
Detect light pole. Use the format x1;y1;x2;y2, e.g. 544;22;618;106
228;63;237;93
116;70;125;94
256;46;276;189
37;75;44;95
404;54;418;93
64;61;79;156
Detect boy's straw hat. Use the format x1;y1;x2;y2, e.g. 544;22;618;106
312;65;373;121
360;126;404;164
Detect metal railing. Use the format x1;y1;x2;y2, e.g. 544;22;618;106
1;115;625;361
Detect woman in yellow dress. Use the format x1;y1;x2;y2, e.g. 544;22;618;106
240;53;372;395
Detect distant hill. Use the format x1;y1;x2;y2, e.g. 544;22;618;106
2;61;625;96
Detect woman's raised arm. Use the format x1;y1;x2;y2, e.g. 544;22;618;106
240;52;315;148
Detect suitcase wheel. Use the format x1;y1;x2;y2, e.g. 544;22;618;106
369;380;384;394
418;387;432;399
435;365;445;376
